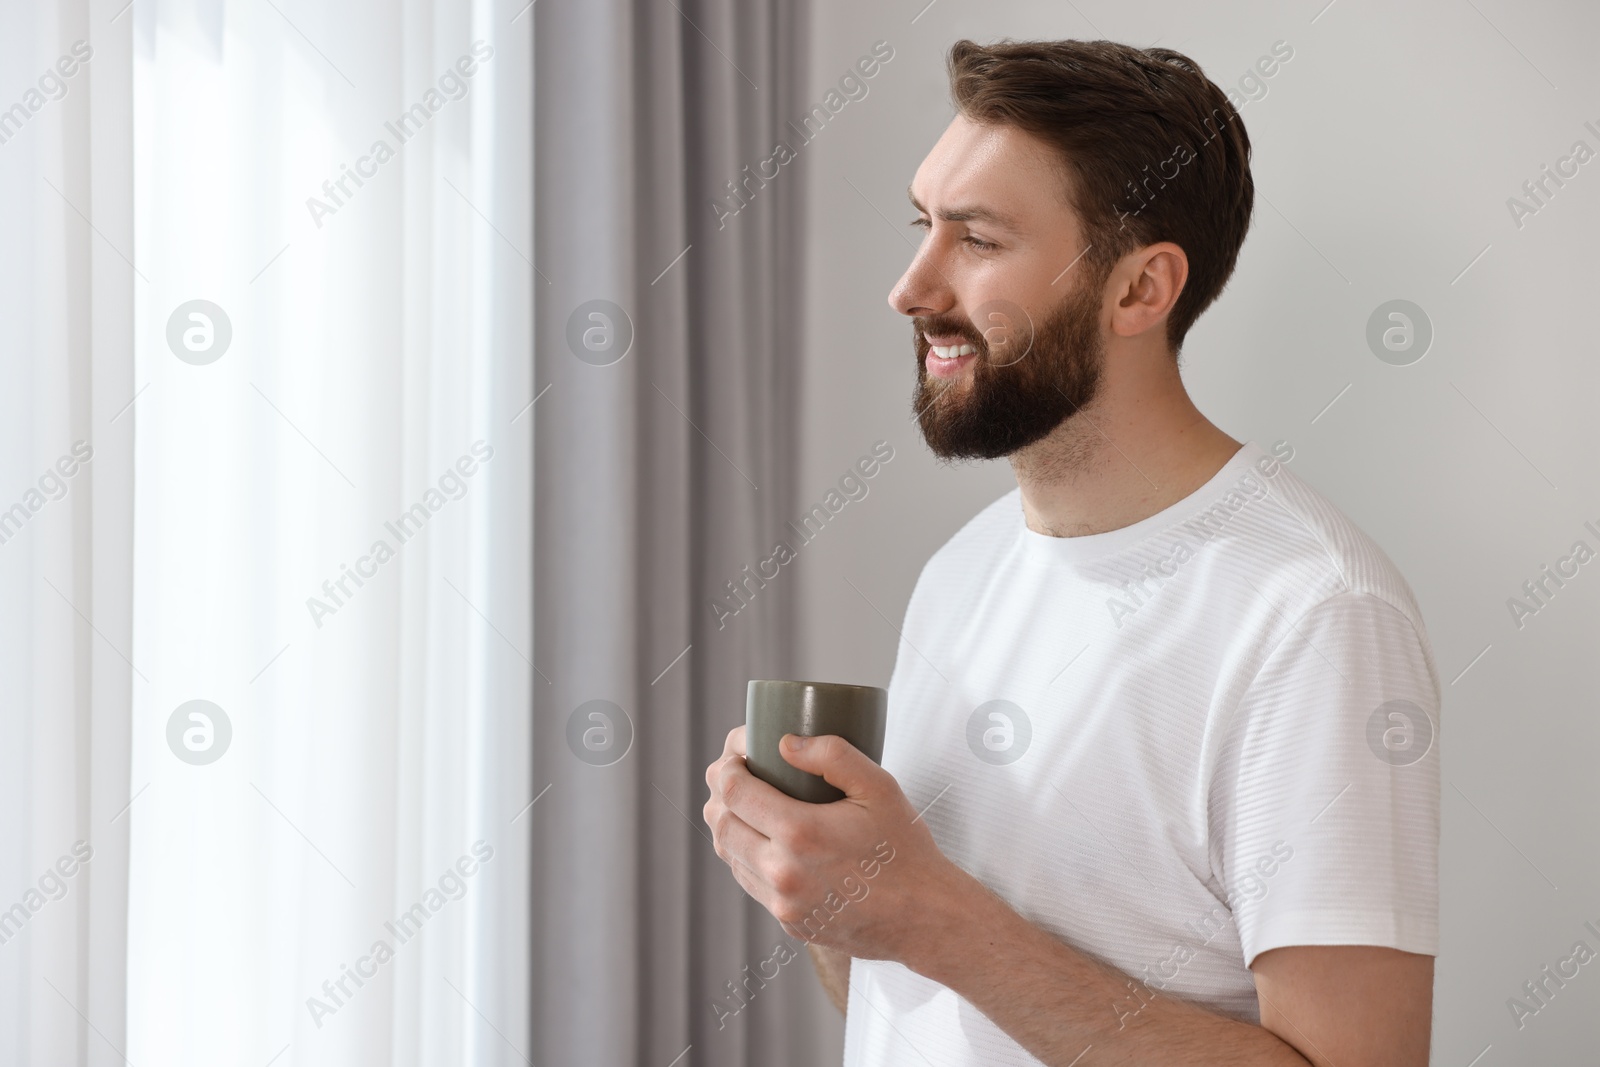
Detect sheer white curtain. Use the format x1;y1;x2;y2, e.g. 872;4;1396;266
0;2;135;1064
125;2;530;1066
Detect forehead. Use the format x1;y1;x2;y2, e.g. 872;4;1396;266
909;114;1072;228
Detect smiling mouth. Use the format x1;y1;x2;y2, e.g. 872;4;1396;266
923;344;979;381
927;342;978;361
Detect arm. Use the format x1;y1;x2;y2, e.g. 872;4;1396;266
903;867;1432;1066
706;726;1433;1064
806;942;851;1016
1253;945;1433;1066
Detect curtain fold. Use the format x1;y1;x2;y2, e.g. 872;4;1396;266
0;2;135;1064
532;0;822;1063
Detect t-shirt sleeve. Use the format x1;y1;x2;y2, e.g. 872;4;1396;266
1209;590;1440;969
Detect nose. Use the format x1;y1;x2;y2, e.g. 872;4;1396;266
887;239;956;319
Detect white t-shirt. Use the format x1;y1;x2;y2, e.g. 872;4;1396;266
841;441;1440;1067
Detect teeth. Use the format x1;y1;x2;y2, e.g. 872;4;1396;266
930;343;977;360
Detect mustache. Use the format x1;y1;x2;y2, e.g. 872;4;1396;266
914;303;1037;369
912;315;986;352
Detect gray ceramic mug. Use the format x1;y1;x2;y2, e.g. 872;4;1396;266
745;679;888;803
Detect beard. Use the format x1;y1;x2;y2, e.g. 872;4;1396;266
911;272;1107;461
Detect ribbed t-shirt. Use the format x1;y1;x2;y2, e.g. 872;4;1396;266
841;441;1440;1066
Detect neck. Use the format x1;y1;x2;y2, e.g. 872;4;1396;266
1009;359;1240;538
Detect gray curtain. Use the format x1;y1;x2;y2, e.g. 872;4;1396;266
533;1;825;1065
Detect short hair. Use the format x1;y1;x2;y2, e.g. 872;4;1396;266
947;38;1255;356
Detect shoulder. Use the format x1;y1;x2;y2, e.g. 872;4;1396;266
1238;452;1427;635
899;486;1021;610
1199;449;1440;705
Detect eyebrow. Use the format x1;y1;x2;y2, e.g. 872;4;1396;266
907;186;1019;230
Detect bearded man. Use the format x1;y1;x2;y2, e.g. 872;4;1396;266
705;37;1438;1067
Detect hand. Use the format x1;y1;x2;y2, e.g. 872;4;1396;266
702;724;970;964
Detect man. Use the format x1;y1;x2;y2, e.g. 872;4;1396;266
703;38;1438;1066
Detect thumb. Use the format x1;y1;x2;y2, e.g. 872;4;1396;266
780;733;880;798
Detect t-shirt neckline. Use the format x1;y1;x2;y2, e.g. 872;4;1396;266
1015;441;1266;565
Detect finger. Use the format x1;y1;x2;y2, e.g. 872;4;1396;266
778;733;882;800
727;852;777;914
717;754;794;838
714;805;778;890
706;725;749;792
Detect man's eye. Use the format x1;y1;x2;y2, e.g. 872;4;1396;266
908;218;996;251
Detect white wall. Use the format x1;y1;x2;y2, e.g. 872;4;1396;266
794;0;1600;1061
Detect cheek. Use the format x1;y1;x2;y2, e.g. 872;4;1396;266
967;291;1031;352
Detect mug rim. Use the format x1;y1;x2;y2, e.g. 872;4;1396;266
748;678;885;695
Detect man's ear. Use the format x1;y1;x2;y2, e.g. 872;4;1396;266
1109;242;1187;339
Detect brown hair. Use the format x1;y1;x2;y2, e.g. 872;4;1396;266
947;38;1254;356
